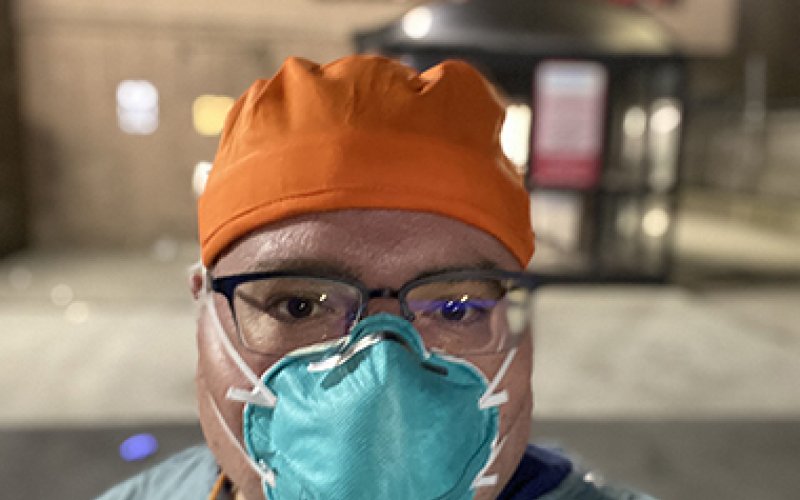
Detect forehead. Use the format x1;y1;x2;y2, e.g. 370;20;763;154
213;210;520;286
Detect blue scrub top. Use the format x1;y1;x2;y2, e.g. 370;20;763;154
95;444;656;500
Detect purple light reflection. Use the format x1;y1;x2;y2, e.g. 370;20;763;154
119;433;159;462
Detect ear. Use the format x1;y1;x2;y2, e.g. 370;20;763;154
190;266;205;300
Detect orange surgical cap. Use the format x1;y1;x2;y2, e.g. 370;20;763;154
198;55;534;266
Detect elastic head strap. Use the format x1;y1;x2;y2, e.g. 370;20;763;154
201;269;277;407
479;347;517;410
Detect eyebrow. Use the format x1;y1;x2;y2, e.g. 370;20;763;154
246;258;502;286
409;260;501;282
249;258;362;282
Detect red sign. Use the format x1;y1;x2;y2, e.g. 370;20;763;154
530;60;607;190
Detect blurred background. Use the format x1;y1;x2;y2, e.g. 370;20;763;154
0;0;798;498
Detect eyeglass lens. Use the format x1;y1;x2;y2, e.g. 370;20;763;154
231;276;531;355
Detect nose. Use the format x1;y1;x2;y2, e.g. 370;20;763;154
364;297;404;318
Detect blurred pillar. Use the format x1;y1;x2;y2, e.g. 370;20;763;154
0;0;27;256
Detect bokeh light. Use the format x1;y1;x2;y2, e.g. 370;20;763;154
117;80;159;135
192;95;234;136
50;284;74;307
119;433;159;462
501;103;532;170
402;6;433;40
192;161;213;197
64;301;90;324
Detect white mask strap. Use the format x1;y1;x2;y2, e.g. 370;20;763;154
471;434;506;489
478;347;516;409
205;390;276;488
202;271;277;408
471;348;517;488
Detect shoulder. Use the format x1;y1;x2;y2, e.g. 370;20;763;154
94;445;219;500
501;445;657;500
537;470;658;500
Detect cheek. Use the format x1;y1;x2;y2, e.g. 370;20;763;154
195;308;281;499
196;314;246;448
496;336;534;437
462;338;532;437
195;306;279;443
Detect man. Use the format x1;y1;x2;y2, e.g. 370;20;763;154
98;55;652;499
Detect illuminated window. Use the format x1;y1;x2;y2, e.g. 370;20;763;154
648;98;681;191
193;95;234;136
623;106;647;138
117;80;159;135
642;206;670;238
649;98;681;134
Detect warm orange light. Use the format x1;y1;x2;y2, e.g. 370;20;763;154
193;95;235;136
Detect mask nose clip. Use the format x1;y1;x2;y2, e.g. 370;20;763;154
376;330;413;351
308;313;450;375
364;331;449;376
421;360;448;376
370;323;448;376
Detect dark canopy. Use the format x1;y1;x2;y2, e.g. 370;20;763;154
355;0;678;58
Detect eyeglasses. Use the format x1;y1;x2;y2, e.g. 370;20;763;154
211;269;537;356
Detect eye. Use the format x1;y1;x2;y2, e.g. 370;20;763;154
440;300;468;321
426;296;490;324
263;294;330;323
284;297;315;319
241;294;335;323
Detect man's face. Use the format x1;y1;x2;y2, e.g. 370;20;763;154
195;209;534;500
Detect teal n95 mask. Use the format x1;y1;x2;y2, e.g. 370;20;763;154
203;278;517;500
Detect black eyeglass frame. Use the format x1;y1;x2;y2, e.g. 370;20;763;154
210;268;539;326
